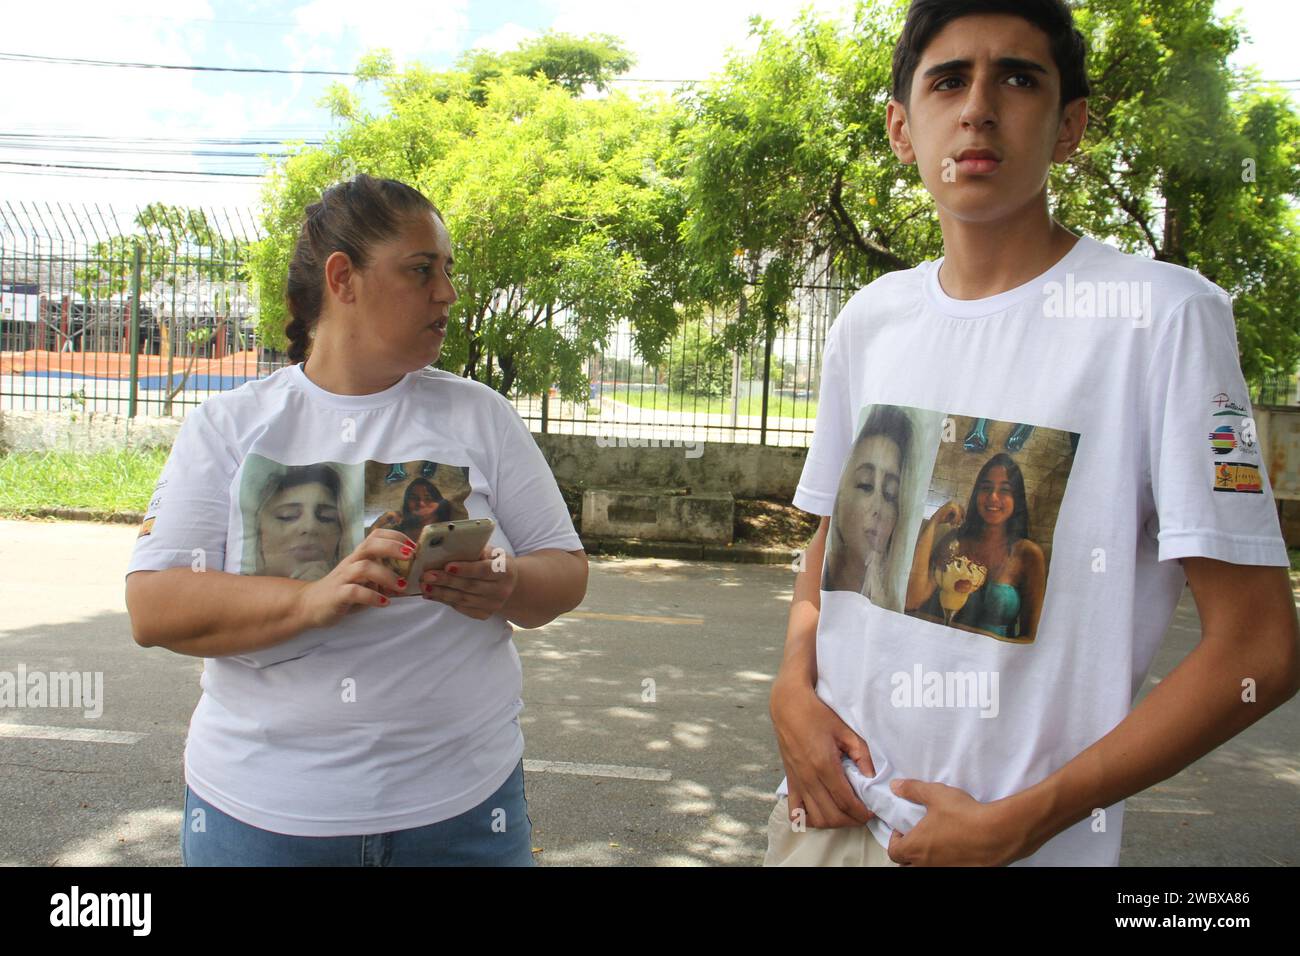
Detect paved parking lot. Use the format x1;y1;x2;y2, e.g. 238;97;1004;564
1;518;1296;866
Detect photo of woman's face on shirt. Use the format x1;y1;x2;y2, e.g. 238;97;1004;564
839;434;901;562
257;481;342;581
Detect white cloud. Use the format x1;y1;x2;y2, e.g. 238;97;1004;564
285;0;471;68
0;0;287;209
467;22;542;56
541;0;856;90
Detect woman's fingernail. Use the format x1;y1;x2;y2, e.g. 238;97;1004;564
396;578;406;589
401;547;413;556
447;565;458;575
379;596;389;605
424;583;433;593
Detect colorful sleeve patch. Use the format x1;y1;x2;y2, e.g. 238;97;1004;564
137;516;155;538
1213;461;1263;493
1207;392;1262;492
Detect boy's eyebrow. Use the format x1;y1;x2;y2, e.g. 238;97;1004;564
921;56;1050;79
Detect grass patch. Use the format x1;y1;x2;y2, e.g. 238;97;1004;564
611;389;818;419
0;448;170;518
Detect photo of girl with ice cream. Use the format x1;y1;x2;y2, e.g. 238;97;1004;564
904;452;1047;642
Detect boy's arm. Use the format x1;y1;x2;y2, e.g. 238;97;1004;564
769;516;876;828
1004;558;1300;859
888;558;1298;864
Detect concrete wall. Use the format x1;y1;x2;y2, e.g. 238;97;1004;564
534;433;806;499
0;409;810;500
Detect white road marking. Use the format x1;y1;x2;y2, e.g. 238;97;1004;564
524;759;671;782
1126;796;1213;815
0;723;146;745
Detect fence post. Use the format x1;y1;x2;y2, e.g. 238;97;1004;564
540;302;551;433
759;316;774;446
128;240;142;418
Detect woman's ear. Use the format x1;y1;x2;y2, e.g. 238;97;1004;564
324;250;357;304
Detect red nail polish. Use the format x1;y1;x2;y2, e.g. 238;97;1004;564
447;566;458;575
396;579;406;589
379;596;389;605
401;547;413;556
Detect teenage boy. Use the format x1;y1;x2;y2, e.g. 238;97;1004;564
765;0;1299;867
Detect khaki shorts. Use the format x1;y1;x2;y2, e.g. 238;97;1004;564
762;796;901;867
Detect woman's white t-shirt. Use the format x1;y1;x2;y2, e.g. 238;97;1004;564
126;363;582;836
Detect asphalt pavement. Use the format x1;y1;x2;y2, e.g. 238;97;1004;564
0;518;1296;866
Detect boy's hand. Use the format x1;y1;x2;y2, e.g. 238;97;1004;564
885;779;1025;866
771;677;875;828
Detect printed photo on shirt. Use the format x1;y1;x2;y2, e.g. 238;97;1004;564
903;414;1080;644
239;455;365;581
362;460;471;540
823;404;936;611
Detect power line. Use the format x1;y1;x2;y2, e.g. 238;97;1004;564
0;160;262;178
0;50;705;85
0;144;288;159
0;133;321;147
0;51;352;76
0;167;252;185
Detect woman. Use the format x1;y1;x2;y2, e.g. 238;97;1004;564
124;174;589;866
822;404;914;612
370;475;455;540
904;452;1045;641
254;464;345;582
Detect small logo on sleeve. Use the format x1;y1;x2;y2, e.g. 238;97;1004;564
1208;424;1238;455
1213;462;1263;493
137;517;155;538
1210;392;1248;415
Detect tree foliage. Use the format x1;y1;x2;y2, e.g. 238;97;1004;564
250;4;1299;398
678;0;1299;380
251;37;685;400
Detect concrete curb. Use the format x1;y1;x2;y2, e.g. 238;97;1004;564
579;535;798;565
6;509;802;566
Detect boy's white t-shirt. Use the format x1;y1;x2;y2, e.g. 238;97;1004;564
786;234;1289;866
126;363;582;836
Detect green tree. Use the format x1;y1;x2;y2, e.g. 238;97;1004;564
667;319;733;397
680;0;1300;382
77;204;248;412
251;41;688;401
457;32;635;101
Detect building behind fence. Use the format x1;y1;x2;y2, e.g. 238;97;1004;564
2;203;1297;446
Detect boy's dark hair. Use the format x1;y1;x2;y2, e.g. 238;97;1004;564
285;174;444;365
891;0;1091;111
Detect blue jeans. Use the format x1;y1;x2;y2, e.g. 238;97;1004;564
181;760;535;867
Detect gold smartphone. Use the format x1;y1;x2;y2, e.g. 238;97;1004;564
384;518;497;596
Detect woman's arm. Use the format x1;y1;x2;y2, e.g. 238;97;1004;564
127;568;311;657
420;547;588;629
1015;540;1047;640
127;529;413;656
502;549;588;629
905;515;947;610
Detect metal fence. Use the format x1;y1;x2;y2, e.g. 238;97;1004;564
4;203;1296;447
0;203;836;446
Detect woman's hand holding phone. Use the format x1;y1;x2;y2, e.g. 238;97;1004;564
295;529;416;630
419;546;518;621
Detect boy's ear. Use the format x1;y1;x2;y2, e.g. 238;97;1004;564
1052;97;1088;164
886;99;917;165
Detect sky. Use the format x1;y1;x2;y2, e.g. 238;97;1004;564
1;0;1296;231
